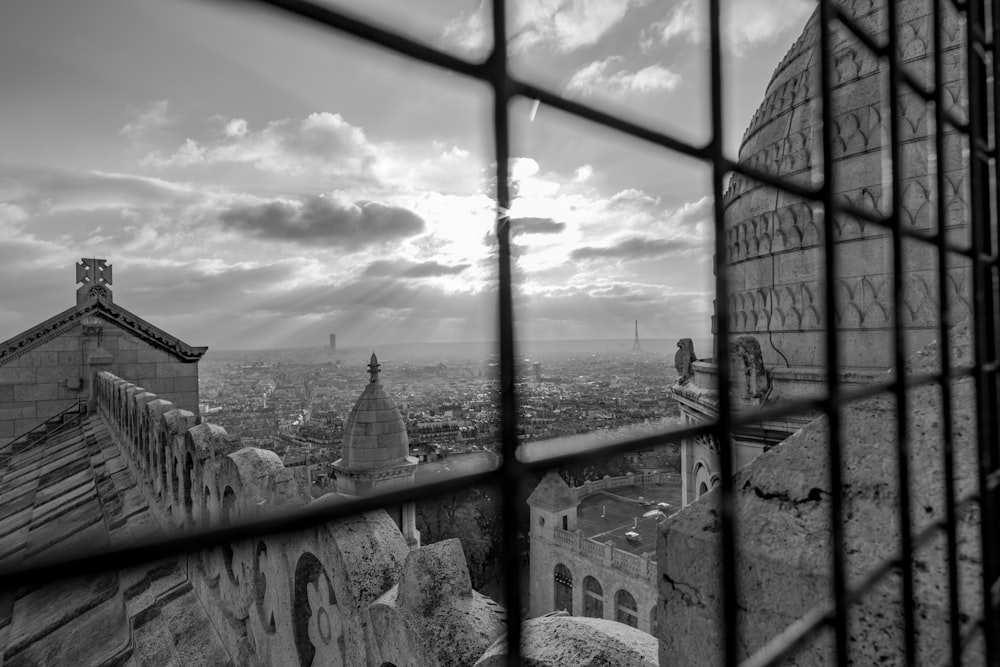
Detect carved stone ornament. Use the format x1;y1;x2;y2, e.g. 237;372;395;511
674;338;698;382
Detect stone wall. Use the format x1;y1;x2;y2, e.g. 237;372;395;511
656;323;984;664
723;0;971;370
0;323;199;448
93;371;505;666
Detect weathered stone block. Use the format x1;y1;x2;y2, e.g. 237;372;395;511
135;349;170;364
173;376;198;393
115;350;138;364
0;403;36;420
155;362;197;378
0;385;12;402
57;351;82;366
13;383;59;402
118;363;156;380
36;399;74;417
26;351;60;366
0;419;13;437
34;366;76;384
141;378;174;395
0;366;35;384
13;416;43;435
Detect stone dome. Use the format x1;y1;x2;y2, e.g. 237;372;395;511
724;0;970;370
338;353;410;470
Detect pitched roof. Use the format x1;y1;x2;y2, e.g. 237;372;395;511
527;471;577;510
0;289;207;365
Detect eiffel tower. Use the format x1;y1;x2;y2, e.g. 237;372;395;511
632;320;641;353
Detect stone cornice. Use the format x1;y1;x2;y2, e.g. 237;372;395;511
0;293;207;364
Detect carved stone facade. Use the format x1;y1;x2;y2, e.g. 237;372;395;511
724;0;969;370
0;260;205;448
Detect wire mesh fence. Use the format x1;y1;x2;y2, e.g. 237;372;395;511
0;0;998;665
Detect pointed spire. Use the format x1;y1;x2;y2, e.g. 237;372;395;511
368;351;381;383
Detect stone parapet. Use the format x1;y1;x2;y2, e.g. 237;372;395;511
92;370;514;666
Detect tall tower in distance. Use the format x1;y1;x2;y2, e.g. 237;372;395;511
329;333;336;354
632;320;642;353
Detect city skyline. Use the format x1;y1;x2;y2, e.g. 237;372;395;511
0;0;814;349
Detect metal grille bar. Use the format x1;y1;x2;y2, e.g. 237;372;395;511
0;0;998;665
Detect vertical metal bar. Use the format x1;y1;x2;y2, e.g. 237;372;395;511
487;2;523;664
930;1;964;663
966;0;1000;661
817;0;851;663
885;0;919;662
707;0;739;663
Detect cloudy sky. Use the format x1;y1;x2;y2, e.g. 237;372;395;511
0;0;813;350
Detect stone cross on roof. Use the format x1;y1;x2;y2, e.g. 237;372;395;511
76;258;112;287
76;258;113;304
368;352;381;384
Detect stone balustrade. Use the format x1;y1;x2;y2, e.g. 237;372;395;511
552;528;657;580
93;371;505;666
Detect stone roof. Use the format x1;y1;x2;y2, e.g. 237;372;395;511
0;413;229;665
526;471;577;511
337;354;410;470
0;288;207;365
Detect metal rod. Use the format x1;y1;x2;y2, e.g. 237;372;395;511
817;0;850;663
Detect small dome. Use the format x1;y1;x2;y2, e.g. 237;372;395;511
339;353;409;470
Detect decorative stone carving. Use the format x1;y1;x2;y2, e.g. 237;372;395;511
731;336;769;400
675;339;698;383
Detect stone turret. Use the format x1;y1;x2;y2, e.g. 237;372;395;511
332;352;420;548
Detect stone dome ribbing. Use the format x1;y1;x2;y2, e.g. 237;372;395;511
723;0;970;369
339;354;409;470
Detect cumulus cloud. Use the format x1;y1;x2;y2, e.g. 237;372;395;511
217;195;425;248
567;57;681;97
363;259;470;278
145;112;379;180
645;0;813;55
570;236;696;260
444;0;646;55
512;217;566;235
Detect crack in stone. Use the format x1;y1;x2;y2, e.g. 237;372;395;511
662;572;705;609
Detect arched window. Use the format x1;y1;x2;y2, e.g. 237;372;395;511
698;481;709;496
583;576;603;618
554;563;573;614
615;589;638;628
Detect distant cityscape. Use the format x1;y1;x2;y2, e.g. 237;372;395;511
197;336;710;494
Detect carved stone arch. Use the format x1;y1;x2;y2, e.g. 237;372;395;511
773;228;789;251
803;306;822;329
583;576;604;619
862;301;890;327
615;589;638;628
759;232;772;254
554;563;573;614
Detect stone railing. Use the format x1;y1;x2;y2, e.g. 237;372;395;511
576;471;676;499
94;371;505;666
551;528;657;581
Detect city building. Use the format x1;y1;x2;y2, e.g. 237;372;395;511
527;470;680;635
0;260;658;665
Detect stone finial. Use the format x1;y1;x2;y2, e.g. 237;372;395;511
76;258;113;304
675;338;698;382
368;352;381;384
